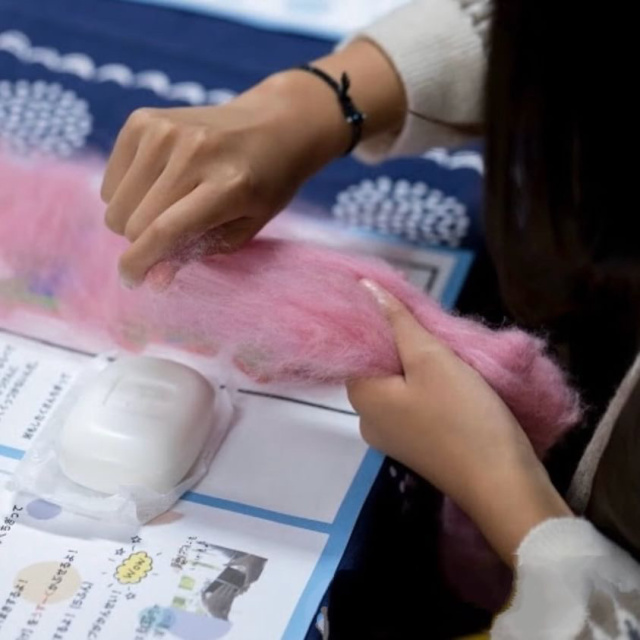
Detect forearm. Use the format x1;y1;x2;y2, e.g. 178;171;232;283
347;0;489;160
312;39;407;146
243;39;407;167
244;0;489;166
463;451;573;567
406;424;573;568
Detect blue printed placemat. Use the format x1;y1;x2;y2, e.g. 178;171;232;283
0;0;484;253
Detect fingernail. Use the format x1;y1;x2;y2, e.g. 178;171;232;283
146;262;179;293
119;274;137;290
360;279;390;307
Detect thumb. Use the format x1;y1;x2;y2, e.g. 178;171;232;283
215;217;266;254
360;279;447;377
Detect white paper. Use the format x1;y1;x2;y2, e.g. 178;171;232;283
0;333;86;452
0;498;326;640
0;331;362;639
197;388;364;524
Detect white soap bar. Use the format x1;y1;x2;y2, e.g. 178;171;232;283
58;356;216;495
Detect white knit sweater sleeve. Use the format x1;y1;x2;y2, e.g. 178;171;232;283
345;0;490;162
492;518;640;640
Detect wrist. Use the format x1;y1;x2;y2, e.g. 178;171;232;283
244;39;406;164
248;70;353;165
462;447;573;567
316;40;406;142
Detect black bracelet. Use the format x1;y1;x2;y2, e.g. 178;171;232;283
296;64;366;155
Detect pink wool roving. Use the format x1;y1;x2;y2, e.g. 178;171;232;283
0;152;581;609
0;153;581;452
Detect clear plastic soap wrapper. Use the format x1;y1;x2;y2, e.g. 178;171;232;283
9;353;235;527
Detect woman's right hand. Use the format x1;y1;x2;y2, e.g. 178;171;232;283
101;40;407;288
101;76;345;288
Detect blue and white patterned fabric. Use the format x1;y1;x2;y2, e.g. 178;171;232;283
121;0;413;40
0;0;484;252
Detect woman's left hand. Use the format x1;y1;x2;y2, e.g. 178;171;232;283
347;281;572;565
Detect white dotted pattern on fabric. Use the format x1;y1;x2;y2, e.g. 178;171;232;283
332;176;470;247
0;80;92;157
0;30;237;106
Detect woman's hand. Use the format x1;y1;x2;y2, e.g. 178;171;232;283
101;40;407;287
348;281;572;565
102;83;340;288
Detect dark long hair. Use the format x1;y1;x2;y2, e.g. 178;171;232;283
484;0;640;556
484;0;640;414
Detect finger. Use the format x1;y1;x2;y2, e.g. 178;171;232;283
145;261;181;292
140;218;263;289
346;375;405;413
101;113;146;204
118;184;241;286
360;279;448;377
214;216;266;253
104;136;169;235
123;156;198;243
134;218;259;288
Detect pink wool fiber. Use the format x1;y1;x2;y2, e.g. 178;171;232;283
0;152;582;609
